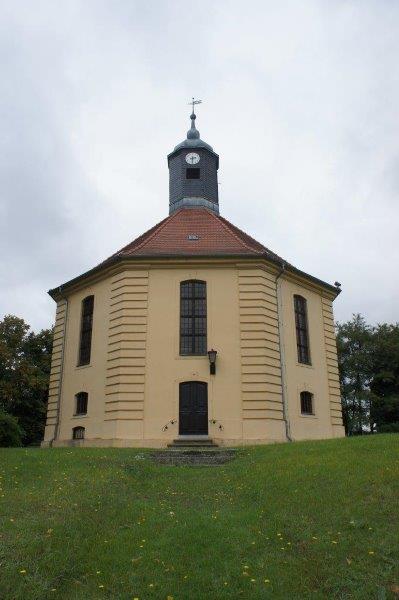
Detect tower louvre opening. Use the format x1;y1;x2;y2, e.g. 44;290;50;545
186;168;200;179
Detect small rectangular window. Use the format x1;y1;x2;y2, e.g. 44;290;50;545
186;168;200;179
75;392;88;415
300;391;314;415
294;295;311;364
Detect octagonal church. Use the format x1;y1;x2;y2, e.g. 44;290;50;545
43;108;344;447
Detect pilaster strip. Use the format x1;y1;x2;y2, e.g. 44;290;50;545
321;298;343;426
105;270;149;422
45;299;67;427
238;268;284;422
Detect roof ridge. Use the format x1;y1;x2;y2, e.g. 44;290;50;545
210;211;265;254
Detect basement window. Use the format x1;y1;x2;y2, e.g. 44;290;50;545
186;168;200;179
72;426;85;440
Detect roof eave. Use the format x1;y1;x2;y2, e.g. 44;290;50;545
48;252;340;301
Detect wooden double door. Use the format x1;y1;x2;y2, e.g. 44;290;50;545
179;381;208;435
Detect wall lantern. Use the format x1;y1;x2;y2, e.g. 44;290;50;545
207;349;218;375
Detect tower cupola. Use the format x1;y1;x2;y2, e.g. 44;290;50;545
168;103;219;215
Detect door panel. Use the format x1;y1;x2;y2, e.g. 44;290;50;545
179;381;208;435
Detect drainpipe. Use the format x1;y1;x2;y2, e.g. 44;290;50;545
276;262;292;442
50;288;69;447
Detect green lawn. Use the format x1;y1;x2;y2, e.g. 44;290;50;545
0;435;398;600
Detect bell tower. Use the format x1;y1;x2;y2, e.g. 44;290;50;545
167;102;219;215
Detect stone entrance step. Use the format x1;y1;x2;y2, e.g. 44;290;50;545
167;437;218;448
151;448;237;466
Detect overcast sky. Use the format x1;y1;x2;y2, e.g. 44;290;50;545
1;0;398;332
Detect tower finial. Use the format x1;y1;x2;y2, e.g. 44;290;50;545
188;97;202;116
187;97;202;140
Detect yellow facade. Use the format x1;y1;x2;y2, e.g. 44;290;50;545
43;258;345;447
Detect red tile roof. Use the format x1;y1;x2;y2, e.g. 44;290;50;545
104;207;284;262
49;207;339;297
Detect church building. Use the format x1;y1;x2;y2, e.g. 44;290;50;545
43;108;344;447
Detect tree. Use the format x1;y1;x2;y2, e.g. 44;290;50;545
336;315;399;435
369;323;399;432
0;410;23;447
0;315;53;445
336;314;373;435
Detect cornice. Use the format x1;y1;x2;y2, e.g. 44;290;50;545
49;254;340;302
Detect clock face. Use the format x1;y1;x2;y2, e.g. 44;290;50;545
185;152;200;165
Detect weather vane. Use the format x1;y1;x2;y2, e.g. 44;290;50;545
188;97;202;114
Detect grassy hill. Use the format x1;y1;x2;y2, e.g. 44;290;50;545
0;435;398;600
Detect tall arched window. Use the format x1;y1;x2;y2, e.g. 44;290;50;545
180;280;207;355
294;295;311;364
300;391;314;415
78;295;94;366
72;426;85;440
75;392;88;415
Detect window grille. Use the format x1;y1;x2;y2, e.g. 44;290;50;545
300;391;314;415
180;280;207;355
75;392;88;415
294;295;311;364
72;426;85;440
78;295;94;366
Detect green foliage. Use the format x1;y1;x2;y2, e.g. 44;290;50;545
337;315;399;435
336;314;373;435
0;436;398;599
378;422;399;433
370;323;399;431
0;410;23;447
0;315;53;446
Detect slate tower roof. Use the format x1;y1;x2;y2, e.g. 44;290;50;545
167;111;219;215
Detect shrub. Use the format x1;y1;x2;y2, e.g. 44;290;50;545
0;410;23;447
378;422;399;433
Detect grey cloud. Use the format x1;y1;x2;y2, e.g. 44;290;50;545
1;0;398;330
